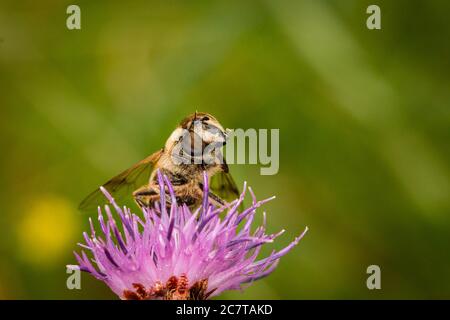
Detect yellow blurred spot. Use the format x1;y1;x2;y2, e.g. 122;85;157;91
17;196;79;267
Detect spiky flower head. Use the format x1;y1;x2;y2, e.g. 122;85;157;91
70;171;307;299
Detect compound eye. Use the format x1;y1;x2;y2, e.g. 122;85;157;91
201;116;210;121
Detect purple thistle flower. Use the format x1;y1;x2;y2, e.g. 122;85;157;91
70;171;308;300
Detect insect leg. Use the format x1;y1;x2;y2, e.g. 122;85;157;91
208;191;225;206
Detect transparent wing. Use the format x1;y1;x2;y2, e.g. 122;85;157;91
209;170;241;206
78;149;163;211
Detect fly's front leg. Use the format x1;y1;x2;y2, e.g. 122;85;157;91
198;183;226;207
208;191;226;207
134;180;222;212
133;183;171;211
170;182;203;209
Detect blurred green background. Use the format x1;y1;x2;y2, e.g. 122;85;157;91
1;0;449;299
